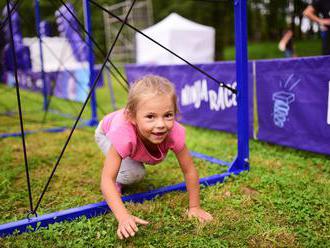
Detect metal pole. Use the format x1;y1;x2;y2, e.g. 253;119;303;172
34;0;48;111
229;0;249;172
83;0;98;125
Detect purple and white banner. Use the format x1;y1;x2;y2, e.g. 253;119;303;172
126;62;254;135
256;56;330;155
4;67;103;103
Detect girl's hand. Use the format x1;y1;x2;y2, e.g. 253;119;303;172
187;207;213;223
117;214;149;239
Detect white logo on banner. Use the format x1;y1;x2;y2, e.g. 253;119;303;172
327;81;330;125
180;79;237;111
272;74;301;128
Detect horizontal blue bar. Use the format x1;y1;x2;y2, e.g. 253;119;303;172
0;122;92;139
48;109;88;122
0;108;90;139
0;171;234;237
190;151;231;166
0;127;68;138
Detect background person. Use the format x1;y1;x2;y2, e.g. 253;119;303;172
278;29;295;58
303;0;330;55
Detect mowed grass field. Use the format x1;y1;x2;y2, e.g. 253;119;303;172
224;39;321;60
1;41;329;247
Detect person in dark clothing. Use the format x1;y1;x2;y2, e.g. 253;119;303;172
303;0;330;55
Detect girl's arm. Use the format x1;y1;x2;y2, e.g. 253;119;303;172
175;145;213;222
101;146;148;239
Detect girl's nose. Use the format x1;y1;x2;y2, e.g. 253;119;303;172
155;118;165;129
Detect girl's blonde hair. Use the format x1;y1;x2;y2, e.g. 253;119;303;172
125;75;178;117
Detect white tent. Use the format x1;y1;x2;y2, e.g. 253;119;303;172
136;13;215;65
23;37;88;72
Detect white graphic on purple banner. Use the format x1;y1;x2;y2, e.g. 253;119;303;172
181;79;237;111
272;74;301;128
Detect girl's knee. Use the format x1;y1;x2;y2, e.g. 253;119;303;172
116;159;145;185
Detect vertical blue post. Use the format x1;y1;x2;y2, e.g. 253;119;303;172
34;0;48;111
229;0;249;172
83;0;98;126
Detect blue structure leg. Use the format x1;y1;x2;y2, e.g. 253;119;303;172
229;0;249;172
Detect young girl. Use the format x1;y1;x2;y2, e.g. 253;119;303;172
95;75;213;239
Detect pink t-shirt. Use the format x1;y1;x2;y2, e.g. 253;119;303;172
101;109;186;165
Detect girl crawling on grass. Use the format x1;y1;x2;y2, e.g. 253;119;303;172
95;75;213;239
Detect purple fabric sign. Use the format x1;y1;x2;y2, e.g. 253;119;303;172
256;56;330;155
125;62;254;135
4;67;103;103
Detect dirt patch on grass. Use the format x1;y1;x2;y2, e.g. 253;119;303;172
248;230;297;248
241;186;259;197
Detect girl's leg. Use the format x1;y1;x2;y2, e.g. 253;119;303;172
95;121;146;186
95;121;111;155
116;157;145;185
321;31;330;55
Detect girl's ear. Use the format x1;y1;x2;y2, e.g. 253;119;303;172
124;109;136;125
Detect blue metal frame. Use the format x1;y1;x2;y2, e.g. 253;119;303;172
0;0;250;237
0;171;233;237
34;0;48;111
83;0;98;126
229;0;249;173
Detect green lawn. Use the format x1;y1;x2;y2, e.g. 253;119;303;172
0;41;329;247
224;39;322;60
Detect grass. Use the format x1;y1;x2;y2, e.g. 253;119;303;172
224;39;322;60
0;41;330;247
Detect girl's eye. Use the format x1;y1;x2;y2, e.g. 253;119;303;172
146;115;154;119
165;113;174;119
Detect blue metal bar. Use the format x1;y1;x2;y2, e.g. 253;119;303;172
34;0;48;111
0;127;67;138
0;121;91;139
229;0;249;172
47;108;89;122
0;108;90;139
190;151;230;166
83;0;98;126
0;171;235;237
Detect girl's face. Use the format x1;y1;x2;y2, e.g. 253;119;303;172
130;94;175;146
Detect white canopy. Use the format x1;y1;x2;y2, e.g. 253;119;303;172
136;13;215;65
23;37;88;72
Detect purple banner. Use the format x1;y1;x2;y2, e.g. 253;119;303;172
256;56;330;155
125;62;254;135
4;67;103;103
